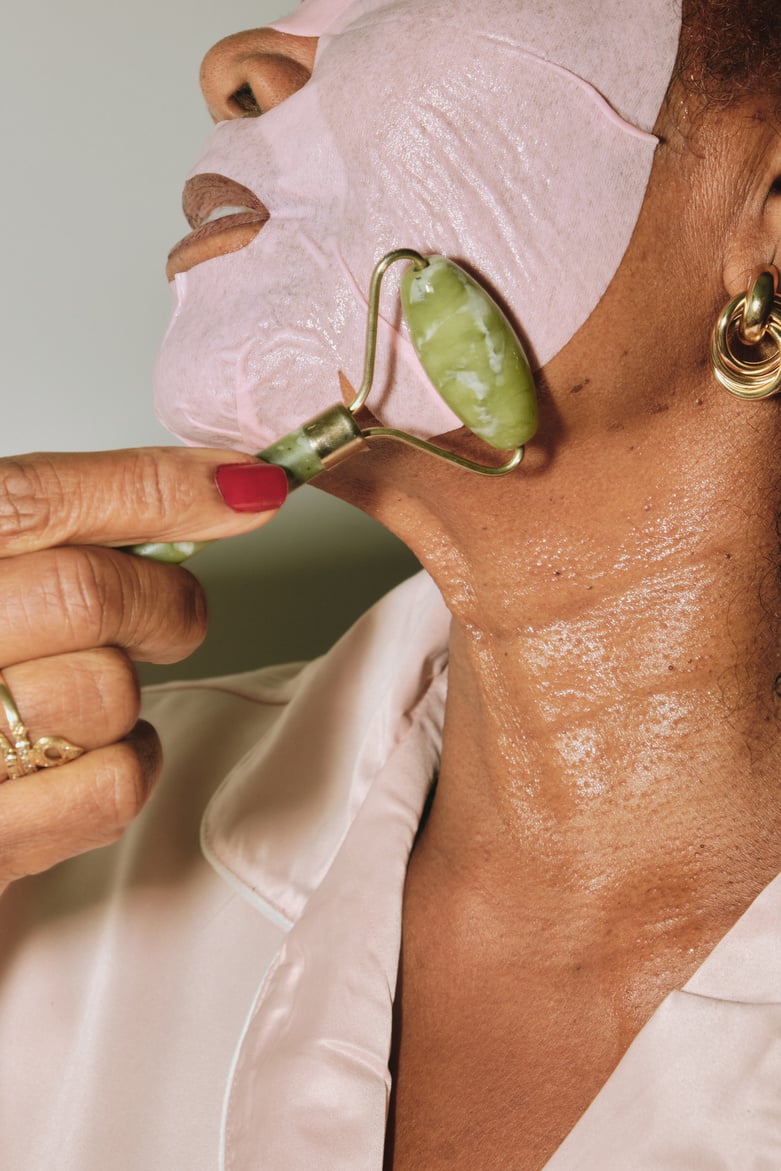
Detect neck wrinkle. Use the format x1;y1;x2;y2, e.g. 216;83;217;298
420;512;781;929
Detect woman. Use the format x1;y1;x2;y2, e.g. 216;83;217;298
1;0;781;1167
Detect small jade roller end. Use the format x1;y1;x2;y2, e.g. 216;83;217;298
257;403;366;488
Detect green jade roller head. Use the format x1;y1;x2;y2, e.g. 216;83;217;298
130;250;537;563
400;255;537;451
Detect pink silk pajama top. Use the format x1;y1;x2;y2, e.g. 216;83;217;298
0;571;780;1168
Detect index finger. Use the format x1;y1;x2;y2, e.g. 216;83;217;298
0;448;288;557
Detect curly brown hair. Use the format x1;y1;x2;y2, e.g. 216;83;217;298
675;0;781;109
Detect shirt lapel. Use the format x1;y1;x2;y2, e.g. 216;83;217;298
222;670;446;1170
547;872;781;1168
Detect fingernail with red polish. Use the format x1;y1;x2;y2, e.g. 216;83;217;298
215;462;289;512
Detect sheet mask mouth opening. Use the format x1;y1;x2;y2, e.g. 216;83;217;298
166;174;271;281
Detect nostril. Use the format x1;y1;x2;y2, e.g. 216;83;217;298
230;83;262;117
200;32;319;122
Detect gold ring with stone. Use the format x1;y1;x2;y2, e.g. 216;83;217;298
0;675;85;781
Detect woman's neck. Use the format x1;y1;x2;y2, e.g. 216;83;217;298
340;386;781;943
425;416;781;947
437;554;779;903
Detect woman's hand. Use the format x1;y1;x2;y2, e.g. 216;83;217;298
0;447;288;891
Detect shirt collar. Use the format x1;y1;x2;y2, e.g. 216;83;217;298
201;569;450;925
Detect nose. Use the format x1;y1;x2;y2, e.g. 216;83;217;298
199;28;319;122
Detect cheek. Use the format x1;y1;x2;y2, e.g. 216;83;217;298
153;217;461;453
315;17;662;372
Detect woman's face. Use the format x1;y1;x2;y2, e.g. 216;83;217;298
153;0;681;456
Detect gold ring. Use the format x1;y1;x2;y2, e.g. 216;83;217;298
0;675;85;781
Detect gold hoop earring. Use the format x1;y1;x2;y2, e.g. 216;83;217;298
711;266;781;400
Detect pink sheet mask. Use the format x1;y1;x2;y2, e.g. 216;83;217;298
154;0;682;454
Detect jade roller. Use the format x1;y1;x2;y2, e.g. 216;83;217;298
130;249;537;562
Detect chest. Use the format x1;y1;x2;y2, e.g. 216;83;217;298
383;881;712;1171
384;959;638;1171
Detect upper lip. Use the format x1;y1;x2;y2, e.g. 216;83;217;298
182;173;270;229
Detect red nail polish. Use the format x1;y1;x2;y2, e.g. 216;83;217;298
215;462;289;512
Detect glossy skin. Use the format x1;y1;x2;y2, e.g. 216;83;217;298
199;28;781;1169
384;111;781;1166
3;16;781;1171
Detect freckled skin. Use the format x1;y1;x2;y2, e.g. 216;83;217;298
321;96;781;1170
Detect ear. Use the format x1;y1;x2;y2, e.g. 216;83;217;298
722;123;781;299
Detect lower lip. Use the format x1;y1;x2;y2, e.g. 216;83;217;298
166;212;269;281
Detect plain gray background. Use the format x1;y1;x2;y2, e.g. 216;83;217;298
1;0;419;682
